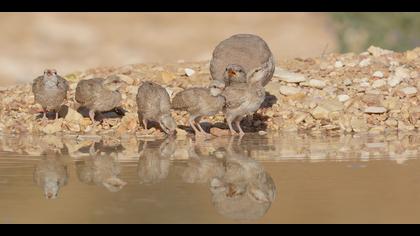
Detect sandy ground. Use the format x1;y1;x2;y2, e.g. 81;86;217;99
0;13;338;86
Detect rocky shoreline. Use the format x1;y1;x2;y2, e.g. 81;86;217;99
0;46;419;137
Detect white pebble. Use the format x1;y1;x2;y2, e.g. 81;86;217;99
372;79;386;88
337;94;350;103
184;68;195;77
400;87;418;96
387;76;402;87
372;71;384;78
279;86;302;96
359;58;371;67
334;61;344;68
364;106;387;114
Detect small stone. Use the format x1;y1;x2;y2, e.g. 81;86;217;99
279;86;302;96
210;127;230;137
66;122;81;132
367;46;393;57
351;117;368;133
311;106;330;120
343;79;352;86
334;61;344;68
258;131;267;136
359;58;371;67
385;118;398;127
398;121;415;131
372;71;384;78
274;68;307;83
400;87;418;97
364;106;387;114
372;79;386;88
394;67;410;80
41;120;63;134
117;74;135;85
387;76;402;87
302;79;326;89
337;94;350;103
184;68;195;77
406;50;418;61
161;71;176;84
65;108;84;124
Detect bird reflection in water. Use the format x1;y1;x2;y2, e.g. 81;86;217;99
75;141;127;192
137;138;176;184
33;151;69;200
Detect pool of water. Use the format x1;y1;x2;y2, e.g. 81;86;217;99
0;132;419;223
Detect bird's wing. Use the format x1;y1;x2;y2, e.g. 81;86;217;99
172;88;201;110
222;84;249;109
57;76;69;92
32;76;44;94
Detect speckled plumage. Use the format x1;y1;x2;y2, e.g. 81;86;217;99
222;66;267;135
32;70;69;119
210;34;275;87
172;86;225;136
136;82;176;134
75;77;123;122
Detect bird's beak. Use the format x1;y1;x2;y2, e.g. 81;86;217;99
227;69;236;78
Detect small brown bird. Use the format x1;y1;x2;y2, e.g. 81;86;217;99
210;34;275;87
222;64;268;136
136;81;177;135
172;80;226;137
75;75;125;123
32;69;69;120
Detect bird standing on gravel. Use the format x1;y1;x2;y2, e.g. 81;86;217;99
32;69;69;120
222;64;268;136
136;81;177;136
75;75;126;124
172;80;226;137
210;34;275;87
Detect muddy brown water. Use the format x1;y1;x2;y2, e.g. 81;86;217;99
0;132;419;223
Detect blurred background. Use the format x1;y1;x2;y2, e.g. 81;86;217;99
0;12;419;86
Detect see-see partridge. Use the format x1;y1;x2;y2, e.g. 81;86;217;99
222;64;268;136
171;80;226;137
32;69;69;120
210;34;275;87
136;81;177;136
75;75;126;123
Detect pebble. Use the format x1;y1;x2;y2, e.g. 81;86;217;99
274;68;307;83
337;94;350;103
302;79;326;89
184;68;195;77
372;79;386;88
210;127;230;137
359;58;371;67
334;61;344;68
372;71;384;78
400;87;418;97
364;106;387;114
279;86;302;96
387;76;402;87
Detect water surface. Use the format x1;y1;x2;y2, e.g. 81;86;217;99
0;132;419;223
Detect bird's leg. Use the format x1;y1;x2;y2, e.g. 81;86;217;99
55;111;59;120
189;117;201;135
227;117;238;136
89;110;96;125
42;107;47;120
142;119;148;130
195;117;212;137
235;117;245;137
